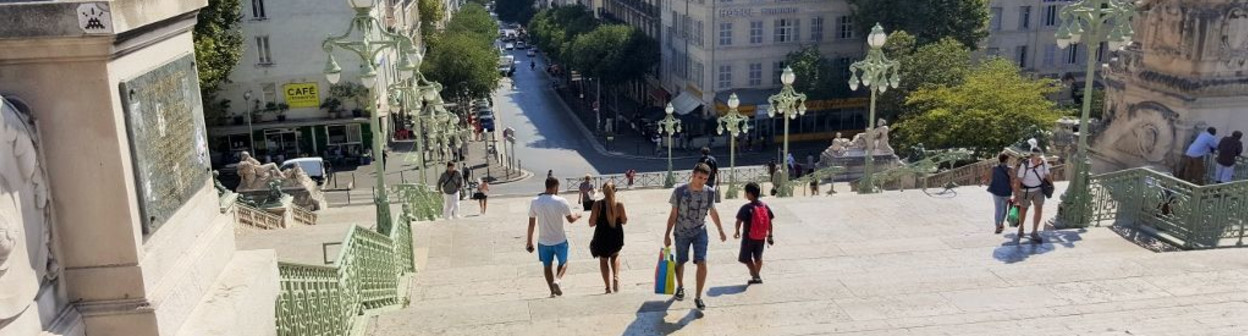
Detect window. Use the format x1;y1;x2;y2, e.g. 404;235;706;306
773;61;785;85
1043;5;1059;27
749;62;762;86
1067;44;1080;64
749;21;763;44
810;16;824;42
1096;41;1107;62
681;15;691;39
837;57;852;79
255;36;273;64
1015;45;1028;68
326;124;363;145
262;83;277;105
837;16;853;39
695;20;704;46
774;19;794;43
252;0;267;18
1018;6;1032;30
1043;44;1056;66
718;64;732;89
693;60;704;87
719;22;732;46
990;7;1003;31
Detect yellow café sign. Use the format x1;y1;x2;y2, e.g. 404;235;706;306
283;83;320;108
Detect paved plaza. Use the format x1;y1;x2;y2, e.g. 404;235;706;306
323;182;1248;335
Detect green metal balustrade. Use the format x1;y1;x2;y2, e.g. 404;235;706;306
1087;167;1248;249
276;208;416;336
1205;156;1248;183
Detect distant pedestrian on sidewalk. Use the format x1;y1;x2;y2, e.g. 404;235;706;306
578;174;595;211
734;182;774;285
663;163;727;310
1178;127;1218;185
1215;131;1243;183
438;162;464;219
983;153;1014;234
473;178;490;214
589;181;628;294
1013;149;1052;244
526;177;582;297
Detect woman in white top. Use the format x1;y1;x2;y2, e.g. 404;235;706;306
1012;149;1052;244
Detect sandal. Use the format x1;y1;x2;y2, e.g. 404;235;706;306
994;225;1004;234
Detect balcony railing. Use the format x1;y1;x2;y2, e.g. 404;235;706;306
1088;167;1248;249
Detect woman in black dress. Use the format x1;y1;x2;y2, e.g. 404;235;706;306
589;182;627;293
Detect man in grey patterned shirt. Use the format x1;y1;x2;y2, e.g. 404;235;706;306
663;163;727;310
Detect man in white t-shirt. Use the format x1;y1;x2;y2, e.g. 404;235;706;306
526;176;582;297
1012;149;1052;244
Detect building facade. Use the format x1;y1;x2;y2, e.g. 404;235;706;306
659;0;868;141
983;0;1109;84
210;0;418;166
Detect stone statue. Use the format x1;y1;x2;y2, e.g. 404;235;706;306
236;151;285;191
213;170;229;196
1;96;59;323
875;119;894;155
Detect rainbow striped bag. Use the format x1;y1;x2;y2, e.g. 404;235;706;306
653;247;677;295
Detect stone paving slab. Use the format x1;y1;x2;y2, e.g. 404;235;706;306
364;182;1248;335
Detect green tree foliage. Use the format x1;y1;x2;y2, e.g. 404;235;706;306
193;0;244;122
528;6;597;62
876;31;973;121
783;45;841;99
892;59;1064;156
566;25;657;84
418;0;446;39
421;3;501;100
495;0;536;24
849;0;989;50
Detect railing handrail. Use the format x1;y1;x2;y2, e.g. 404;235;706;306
1088;164;1248;250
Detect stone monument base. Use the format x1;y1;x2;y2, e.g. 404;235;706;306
820;154;903;182
238;187;326;211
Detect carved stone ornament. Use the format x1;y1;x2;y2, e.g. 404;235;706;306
0;96;59;322
1103;101;1181;166
1220;8;1248;68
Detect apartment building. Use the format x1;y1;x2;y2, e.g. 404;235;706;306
983;0;1108;82
659;0;868;140
209;0;419;164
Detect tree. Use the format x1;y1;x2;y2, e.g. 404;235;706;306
193;0;243;122
892;59;1064;156
495;0;536;24
876;32;973;121
849;0;989;50
528;6;597;62
422;32;501;100
446;3;498;39
418;0;446;39
783;45;841;99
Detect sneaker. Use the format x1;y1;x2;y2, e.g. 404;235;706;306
694;298;706;310
674;287;685;301
747;277;762;285
552;281;563;296
1030;233;1043;244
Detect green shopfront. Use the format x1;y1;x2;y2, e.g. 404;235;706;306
208;118;374;167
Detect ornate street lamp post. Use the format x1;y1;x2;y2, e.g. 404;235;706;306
848;23;901;195
658;103;683;188
243;90;256;152
767;67;808;197
717;93;751;199
323;0;421;233
388;65;443;183
1054;0;1135;228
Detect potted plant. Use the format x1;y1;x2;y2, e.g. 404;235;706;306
320;97;344;118
351;108;365;118
275;103;290;121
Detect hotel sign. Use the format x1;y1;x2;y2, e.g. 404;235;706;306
719;7;799;17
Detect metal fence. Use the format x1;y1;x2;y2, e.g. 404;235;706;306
275;208;415;336
1088;167;1248;249
1205;155;1248;182
562;165;773;193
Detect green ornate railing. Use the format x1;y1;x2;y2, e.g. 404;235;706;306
1205;155;1248;183
275;208;415;336
393;183;442;222
563;165;771;191
1088;167;1248;249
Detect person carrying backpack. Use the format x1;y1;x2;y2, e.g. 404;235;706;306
1012;149;1052;244
733;182;774;285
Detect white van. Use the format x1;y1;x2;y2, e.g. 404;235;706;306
282;157;328;184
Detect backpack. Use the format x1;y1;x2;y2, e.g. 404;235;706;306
748;202;771;240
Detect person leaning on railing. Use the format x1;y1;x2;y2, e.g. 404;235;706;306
1179;127;1219;185
1214;131;1243;184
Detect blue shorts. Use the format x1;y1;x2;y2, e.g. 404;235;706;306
537;241;569;267
674;229;709;264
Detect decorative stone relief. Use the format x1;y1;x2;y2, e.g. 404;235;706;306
1219;8;1248;68
0;96;59;322
1104;101;1181;166
1146;1;1195;60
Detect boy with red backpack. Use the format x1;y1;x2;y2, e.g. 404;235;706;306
734;182;775;284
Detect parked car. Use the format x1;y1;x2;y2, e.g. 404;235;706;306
475;108;494;119
504;43;514;50
478;115;496;132
526;49;536;57
515;41;528;49
281;157;329;185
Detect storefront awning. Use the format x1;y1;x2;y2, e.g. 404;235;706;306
208;117;370;136
713;89;870;116
670;91;702;116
